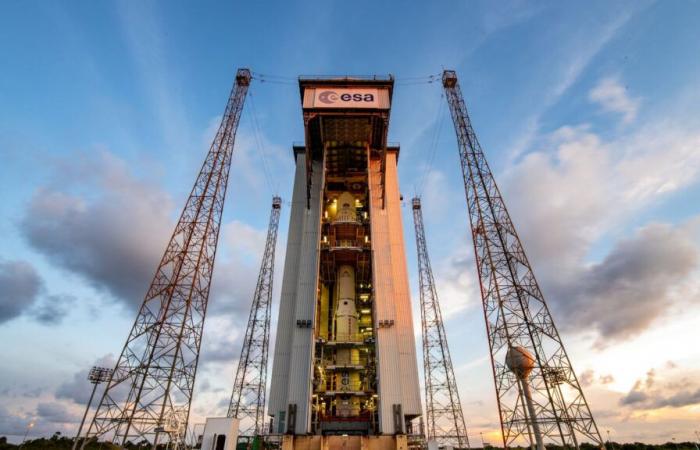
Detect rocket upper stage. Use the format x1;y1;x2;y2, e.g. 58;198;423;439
335;265;359;342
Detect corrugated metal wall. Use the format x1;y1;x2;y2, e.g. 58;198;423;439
268;153;324;434
270;148;421;435
268;152;307;427
369;151;423;433
286;159;323;434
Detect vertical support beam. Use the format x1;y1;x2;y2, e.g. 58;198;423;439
441;69;604;449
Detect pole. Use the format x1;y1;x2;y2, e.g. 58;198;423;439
72;381;99;450
19;422;34;449
520;379;544;450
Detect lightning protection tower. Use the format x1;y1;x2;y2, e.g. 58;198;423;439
82;68;252;449
228;196;282;437
441;70;604;450
412;197;469;449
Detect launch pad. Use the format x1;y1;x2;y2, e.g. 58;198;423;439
280;434;409;450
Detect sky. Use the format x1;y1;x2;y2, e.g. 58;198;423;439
1;0;700;445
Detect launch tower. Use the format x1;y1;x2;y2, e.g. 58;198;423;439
268;76;422;446
442;70;603;449
80;68;251;449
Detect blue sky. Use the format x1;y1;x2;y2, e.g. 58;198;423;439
2;0;700;445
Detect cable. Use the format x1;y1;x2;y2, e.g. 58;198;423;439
251;77;297;86
248;70;446;197
249;90;277;194
395;79;441;86
247;89;278;195
251;72;298;85
416;88;446;196
251;71;443;85
251;71;297;81
395;72;442;86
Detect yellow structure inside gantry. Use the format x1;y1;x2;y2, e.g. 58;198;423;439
314;189;376;424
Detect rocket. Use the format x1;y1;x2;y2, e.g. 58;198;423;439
335;265;358;342
333;192;357;223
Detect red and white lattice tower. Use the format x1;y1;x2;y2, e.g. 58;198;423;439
82;68;251;449
442;70;604;450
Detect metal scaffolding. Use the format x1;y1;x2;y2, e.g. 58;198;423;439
82;68;252;449
441;70;604;450
412;198;469;449
228;196;282;437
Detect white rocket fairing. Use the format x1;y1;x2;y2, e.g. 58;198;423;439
334;192;357;223
335;264;358;342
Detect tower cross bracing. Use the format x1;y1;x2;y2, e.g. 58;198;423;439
82;68;251;449
442;70;604;450
412;197;469;449
228;196;282;437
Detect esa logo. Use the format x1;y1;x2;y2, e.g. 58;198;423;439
318;90;375;105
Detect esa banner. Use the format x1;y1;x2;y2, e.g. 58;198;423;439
303;88;389;109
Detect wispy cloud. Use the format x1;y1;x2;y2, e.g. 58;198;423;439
501;117;700;344
506;7;645;162
589;76;641;124
620;366;700;410
116;2;193;153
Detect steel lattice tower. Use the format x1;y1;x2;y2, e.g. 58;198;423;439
227;196;281;436
441;70;604;450
82;68;252;449
412;198;469;449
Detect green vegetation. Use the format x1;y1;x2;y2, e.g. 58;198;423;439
473;445;700;450
0;432;153;449
1;436;698;450
0;432;117;449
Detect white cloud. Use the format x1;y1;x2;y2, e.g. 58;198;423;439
553;222;698;343
433;253;480;320
617;121;700;203
589;76;641;124
501;119;700;343
504;125;614;270
222;221;267;263
0;260;43;323
506;8;642;162
116;2;193;153
21;150;174;309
